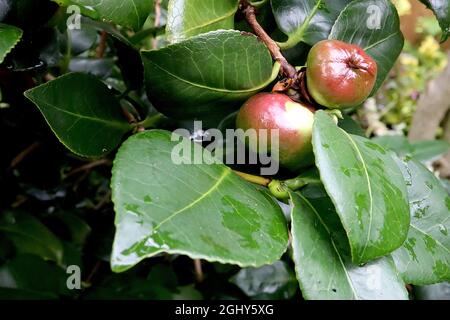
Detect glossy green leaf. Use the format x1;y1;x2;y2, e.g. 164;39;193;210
290;191;408;300
373;136;450;163
0;212;63;263
372;135;412;155
312;111;410;264
410;140;450;162
419;0;450;42
53;0;152;30
392;157;450;285
230;261;298;299
0;23;23;64
110;130;289;272
271;0;351;48
166;0;239;43
329;0;404;94
142;30;279;119
24;73;132;157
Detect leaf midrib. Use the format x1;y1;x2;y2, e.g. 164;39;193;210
148;59;276;95
153;169;231;231
0;225;61;259
26;94;130;130
341;130;374;260
411;224;450;255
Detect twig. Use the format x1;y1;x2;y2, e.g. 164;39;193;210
240;0;297;79
233;170;271;186
65;159;112;178
152;0;162;49
84;261;102;286
194;259;204;283
96;31;108;58
94;190;112;211
9;142;41;170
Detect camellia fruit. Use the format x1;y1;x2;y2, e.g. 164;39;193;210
306;39;378;109
236;93;315;172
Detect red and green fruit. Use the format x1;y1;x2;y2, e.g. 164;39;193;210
236;92;315;172
306;39;378;109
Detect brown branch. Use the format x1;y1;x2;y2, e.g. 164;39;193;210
94;190;112;211
96;31;108;58
240;0;297;79
84;261;102;286
194;259;204;283
152;0;162;49
9;142;41;170
65;159;112;178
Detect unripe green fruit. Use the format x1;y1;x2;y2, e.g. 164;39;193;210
236;93;315;172
306;39;378;109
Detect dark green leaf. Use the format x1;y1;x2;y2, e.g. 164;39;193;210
172;285;203;300
54;212;91;246
230;261;297;299
373;136;450;163
271;0;351;48
312;111;410;264
142;30;279;119
410;140;450;162
338;114;366;137
53;0;152;30
0;212;63;263
4;254;71;296
113;37;144;91
24;73;132;157
372;135;412;155
167;0;239;43
415;282;450;300
290;191;408;300
392;157;450;285
419;0;450;42
110;130;289;272
329;0;404;94
0;23;23;64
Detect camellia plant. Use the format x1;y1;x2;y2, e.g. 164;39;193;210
1;0;450;300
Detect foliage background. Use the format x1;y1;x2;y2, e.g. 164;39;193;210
0;0;449;300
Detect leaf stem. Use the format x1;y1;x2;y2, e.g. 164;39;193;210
138;113;165;129
240;0;297;79
233;170;271;186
